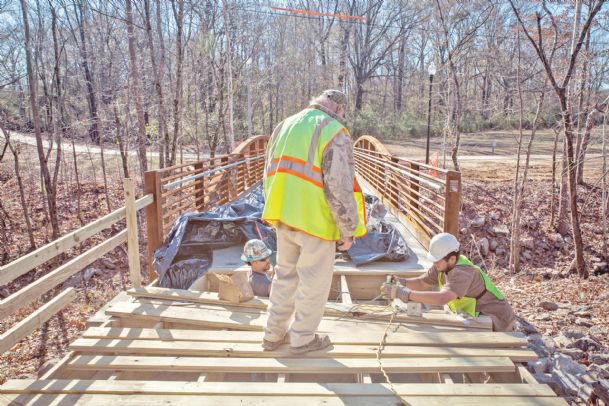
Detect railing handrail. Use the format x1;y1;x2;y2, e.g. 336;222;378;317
353;135;461;248
0;183;153;355
163;155;265;191
0;194;153;287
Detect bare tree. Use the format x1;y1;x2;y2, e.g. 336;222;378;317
19;0;60;239
509;0;607;277
0;126;36;250
144;0;169;169
125;0;148;177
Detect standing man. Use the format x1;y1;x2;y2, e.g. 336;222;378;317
262;90;367;354
382;233;515;332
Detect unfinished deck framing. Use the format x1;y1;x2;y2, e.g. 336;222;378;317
0;285;565;405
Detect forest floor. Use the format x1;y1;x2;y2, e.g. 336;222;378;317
0;131;608;404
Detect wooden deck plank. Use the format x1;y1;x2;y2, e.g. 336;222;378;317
0;394;568;405
81;327;527;348
0;379;558;397
105;303;491;333
127;287;493;330
68;338;537;362
66;355;515;374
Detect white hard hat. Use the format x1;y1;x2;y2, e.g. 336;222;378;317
427;233;460;262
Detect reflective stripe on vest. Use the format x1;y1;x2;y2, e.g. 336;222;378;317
262;108;367;240
266;156;323;188
437;255;504;318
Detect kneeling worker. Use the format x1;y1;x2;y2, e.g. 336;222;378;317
382;233;515;331
241;239;274;297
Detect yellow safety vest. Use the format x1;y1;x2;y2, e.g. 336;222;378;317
438;255;505;317
262;108;367;240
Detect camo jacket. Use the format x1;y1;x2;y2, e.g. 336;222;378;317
311;105;359;239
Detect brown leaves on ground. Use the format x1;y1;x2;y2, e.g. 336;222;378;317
460;177;609;350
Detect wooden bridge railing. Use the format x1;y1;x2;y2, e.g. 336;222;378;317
0;179;152;354
353;135;461;248
144;135;269;276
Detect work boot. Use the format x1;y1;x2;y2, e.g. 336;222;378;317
262;334;290;351
289;334;332;355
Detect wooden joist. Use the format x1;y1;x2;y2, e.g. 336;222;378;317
0;394;568;406
125;288;493;330
81;327;528;348
0;379;558;397
106;302;492;333
67;355;515;374
68;338;537;362
340;275;353;305
0;288;76;354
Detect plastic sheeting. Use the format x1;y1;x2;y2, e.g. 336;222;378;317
153;184;408;289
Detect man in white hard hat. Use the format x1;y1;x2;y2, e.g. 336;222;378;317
241;239;274;297
381;232;515;331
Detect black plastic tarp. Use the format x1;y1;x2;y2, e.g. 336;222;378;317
153;184;408;289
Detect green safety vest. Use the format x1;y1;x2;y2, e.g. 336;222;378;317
262;108;367;240
437;255;504;318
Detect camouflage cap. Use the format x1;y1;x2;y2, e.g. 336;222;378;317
320;89;348;107
241;239;272;262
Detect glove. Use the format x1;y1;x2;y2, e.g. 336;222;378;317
381;283;412;301
381;282;398;299
396;285;412;302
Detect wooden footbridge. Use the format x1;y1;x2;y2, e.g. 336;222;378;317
0;136;566;405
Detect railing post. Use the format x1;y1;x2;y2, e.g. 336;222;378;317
144;170;163;281
218;155;232;202
409;161;420;212
124;178;142;287
193;161;206;211
443;170;461;237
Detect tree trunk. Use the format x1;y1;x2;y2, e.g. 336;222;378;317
144;0;169;169
114;101;130;179
125;0;148;177
169;0;185;166
20;0;60;239
337;21;350;89
395;29;406;112
221;0;234;150
2;128;36;250
74;0;100;144
556;141;571;235
155;0;169;167
550;126;560;228
560;93;587;278
71;138;84;225
510;31;523;273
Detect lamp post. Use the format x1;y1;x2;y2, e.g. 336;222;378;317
425;62;436;165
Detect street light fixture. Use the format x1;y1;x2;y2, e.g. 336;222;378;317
425;62;436;165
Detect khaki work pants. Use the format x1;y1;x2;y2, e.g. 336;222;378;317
263;224;336;347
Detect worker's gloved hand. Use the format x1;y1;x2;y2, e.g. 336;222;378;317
381;282;398;299
396;285;412;302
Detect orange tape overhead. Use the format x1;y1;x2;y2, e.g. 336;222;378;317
269;5;366;21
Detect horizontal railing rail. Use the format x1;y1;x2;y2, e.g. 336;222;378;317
0;180;152;355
